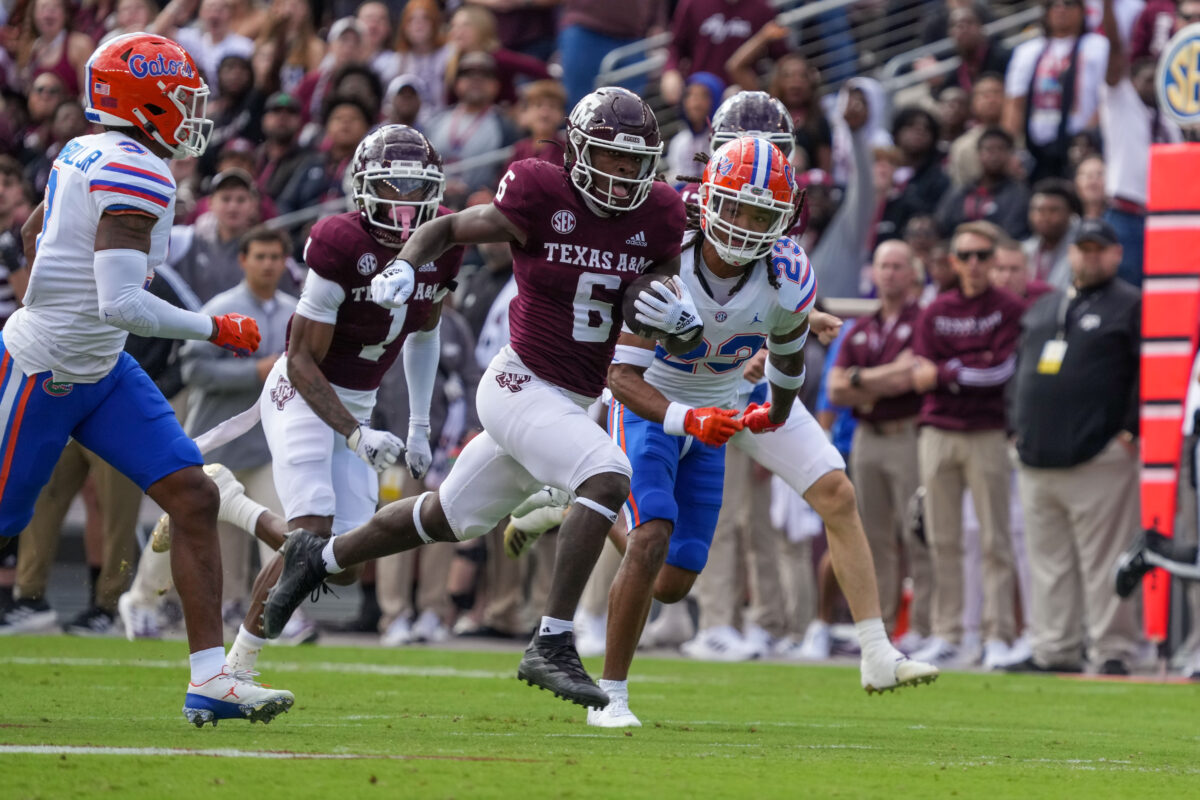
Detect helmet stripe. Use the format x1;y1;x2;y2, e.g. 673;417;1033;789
751;138;763;188
763;140;773;189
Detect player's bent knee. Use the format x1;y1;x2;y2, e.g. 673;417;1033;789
807;470;858;520
654;566;697;604
153;466;219;522
628;521;672;567
576;471;631;512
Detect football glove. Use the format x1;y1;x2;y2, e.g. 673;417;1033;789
347;425;405;472
210;313;261;357
683;406;744;448
370;258;416;309
405;423;433;480
633;276;703;341
741;402;785;434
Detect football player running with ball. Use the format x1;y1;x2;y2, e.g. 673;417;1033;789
589;137;939;728
262;87;702;711
0;34;294;726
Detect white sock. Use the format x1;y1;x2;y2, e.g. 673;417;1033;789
598;678;627;696
539;616;573;636
226;625;266;672
189;646;226;685
219;493;268;535
321;538;344;574
855;617;898;662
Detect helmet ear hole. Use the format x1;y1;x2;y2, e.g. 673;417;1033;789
144;104;166;116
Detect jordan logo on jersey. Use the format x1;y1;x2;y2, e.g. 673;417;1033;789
495;372;532;393
270;375;296;410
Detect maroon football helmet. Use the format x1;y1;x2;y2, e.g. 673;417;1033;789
710;91;796;161
350;124;445;247
565;86;662;213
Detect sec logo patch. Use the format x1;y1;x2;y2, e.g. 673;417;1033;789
552;210;576;234
357;252;379;276
1158;24;1200;126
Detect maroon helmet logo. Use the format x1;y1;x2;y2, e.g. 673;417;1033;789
495;372;532;393
270;375;296;410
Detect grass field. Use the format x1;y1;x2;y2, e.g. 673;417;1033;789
1;636;1198;799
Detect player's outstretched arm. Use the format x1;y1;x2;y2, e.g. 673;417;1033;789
608;332;742;448
400;306;443;480
286;313;404;472
398;203;524;268
93;210;229;344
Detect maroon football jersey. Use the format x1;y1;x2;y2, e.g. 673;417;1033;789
493;159;687;397
288;210;464;391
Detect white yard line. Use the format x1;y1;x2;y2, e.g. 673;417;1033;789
0;744;538;762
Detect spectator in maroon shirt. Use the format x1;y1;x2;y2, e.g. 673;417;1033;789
1129;0;1179;62
828;239;934;645
504;79;568;172
909;220;1024;668
294;16;366;124
661;0;784;106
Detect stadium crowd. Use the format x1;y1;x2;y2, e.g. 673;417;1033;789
0;0;1196;682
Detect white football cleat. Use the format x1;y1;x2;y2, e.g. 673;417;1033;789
411;609;450;644
861;649;940;694
910;635;959;666
503;486;571;559
381;616;413;647
680;626;757;662
118;591;161;641
183;668;294;726
798;619;832;660
587;693;641;728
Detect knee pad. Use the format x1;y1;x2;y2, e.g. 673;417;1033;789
630;487;677;529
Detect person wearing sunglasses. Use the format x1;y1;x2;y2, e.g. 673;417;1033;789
907;221;1027;668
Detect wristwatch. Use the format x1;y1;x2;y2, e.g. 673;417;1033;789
848;367;862;388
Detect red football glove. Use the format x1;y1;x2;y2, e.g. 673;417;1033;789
741;402;785;434
210;313;261;357
683;407;744;448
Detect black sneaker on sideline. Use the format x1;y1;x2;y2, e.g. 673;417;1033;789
1003;656;1083;674
1098;659;1130;676
0;597;58;634
1114;532;1152;598
64;606;116;636
517;631;609;709
261;529;330;639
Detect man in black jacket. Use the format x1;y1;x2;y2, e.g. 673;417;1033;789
935;128;1031;241
1007;218;1144;675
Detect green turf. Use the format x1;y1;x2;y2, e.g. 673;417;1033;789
1;636;1197;799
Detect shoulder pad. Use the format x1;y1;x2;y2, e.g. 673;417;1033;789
767;237;817;314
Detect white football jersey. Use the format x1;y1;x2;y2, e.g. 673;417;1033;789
4;131;175;383
642;234;816;408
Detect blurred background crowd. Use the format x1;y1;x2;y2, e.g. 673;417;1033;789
1;0;1198;681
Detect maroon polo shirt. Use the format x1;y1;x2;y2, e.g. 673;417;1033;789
835;300;923;422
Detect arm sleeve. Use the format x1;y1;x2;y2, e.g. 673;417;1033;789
940;302;1022;392
403;321;441;430
812;126;876;296
294;269;345;324
94;249;213;340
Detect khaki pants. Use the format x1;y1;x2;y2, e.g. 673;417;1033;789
217;463;284;608
918;427;1015;643
15;440;143;612
479;527;557;634
376;544;455;628
695;447;787;635
1017;439;1144;665
850;420;931;635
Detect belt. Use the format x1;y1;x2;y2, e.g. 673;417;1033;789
864;417;916;436
1109;196;1146;216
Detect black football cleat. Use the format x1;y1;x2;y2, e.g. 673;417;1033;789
517;631;609;709
1114;530;1159;598
262;529;329;639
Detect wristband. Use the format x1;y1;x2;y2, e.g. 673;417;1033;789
765;360;806;390
662;401;693;435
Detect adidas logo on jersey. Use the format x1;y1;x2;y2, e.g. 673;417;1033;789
626;231;648;247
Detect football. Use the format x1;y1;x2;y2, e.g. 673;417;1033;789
621;273;676;340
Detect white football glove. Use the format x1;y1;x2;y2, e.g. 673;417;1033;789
370;258;416;309
347;425;405;472
405;423;433;480
633;276;703;341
